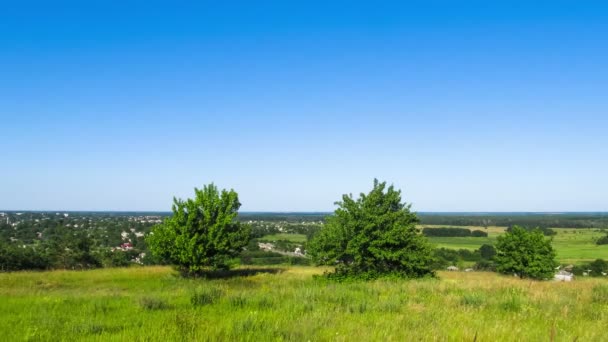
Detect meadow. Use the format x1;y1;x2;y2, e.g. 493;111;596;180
2;266;608;341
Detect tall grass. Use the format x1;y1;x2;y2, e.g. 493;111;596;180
1;266;606;341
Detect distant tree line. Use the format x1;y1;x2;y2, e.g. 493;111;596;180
422;227;488;237
419;213;608;229
506;225;556;236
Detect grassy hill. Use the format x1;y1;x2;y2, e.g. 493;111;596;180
2;266;607;341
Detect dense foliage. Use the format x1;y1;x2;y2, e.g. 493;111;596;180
431;244;496;270
309;180;434;280
495;226;557;280
596;234;608;245
506;225;556;236
422;227;488;237
571;259;608;276
147;185;251;275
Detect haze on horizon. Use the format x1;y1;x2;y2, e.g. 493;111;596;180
1;2;607;213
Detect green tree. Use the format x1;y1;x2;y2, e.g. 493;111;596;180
146;184;250;276
478;244;496;260
495;225;557;280
309;179;434;280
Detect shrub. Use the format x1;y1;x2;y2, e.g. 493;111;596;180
471;230;488;237
474;259;496;271
478;244;496;260
309;179;435;280
596;235;608;245
573;259;608;277
432;248;482;270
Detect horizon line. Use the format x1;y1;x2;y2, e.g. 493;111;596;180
1;210;608;215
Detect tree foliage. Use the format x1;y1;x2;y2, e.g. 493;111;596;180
479;244;496;260
572;259;608;276
147;184;250;275
596;234;608;245
495;225;557;280
309;179;434;280
422;227;488;237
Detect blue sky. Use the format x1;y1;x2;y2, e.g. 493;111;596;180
1;1;607;212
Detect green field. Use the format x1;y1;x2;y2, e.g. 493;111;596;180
2;266;608;341
426;227;608;263
259;233;307;243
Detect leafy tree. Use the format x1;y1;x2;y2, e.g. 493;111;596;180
495;225;557;280
478;244;496;260
309;179;434;280
147;184;250;276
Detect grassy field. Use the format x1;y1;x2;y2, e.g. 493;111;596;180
2;266;608;341
259;233;308;243
424;226;608;263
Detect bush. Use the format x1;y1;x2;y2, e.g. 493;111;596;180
309;179;435;280
478;244;496;260
572;259;608;277
0;243;49;271
471;230;488;237
474;259;496;271
596;235;608;245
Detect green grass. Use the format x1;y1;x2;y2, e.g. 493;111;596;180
260;233;307;243
428;236;496;249
426;227;608;263
2;266;608;341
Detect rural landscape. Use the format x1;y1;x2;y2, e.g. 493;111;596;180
2;1;608;341
2;182;608;340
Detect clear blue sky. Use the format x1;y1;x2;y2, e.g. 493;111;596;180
1;1;607;212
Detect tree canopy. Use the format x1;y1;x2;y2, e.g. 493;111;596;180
147;184;250;276
495;225;557;280
309;179;434;280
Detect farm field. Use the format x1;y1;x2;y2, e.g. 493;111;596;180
2;266;608;341
423;226;608;263
259;233;307;243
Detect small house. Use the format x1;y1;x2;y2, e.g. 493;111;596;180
554;270;573;282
